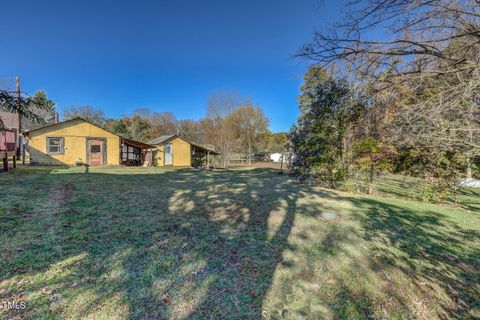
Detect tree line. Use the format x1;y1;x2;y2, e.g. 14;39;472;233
290;0;480;198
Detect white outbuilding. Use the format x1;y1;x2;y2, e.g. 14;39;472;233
457;178;480;188
270;153;283;162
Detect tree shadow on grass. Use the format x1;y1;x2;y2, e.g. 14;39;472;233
1;168;479;319
343;196;479;319
456;188;480;212
275;187;479;319
0;168;300;319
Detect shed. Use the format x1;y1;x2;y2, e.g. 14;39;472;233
149;134;220;167
270;153;283;162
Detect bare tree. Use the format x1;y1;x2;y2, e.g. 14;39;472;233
231;104;269;164
299;1;480;84
198;117;218;145
150;111;178;136
206;90;247;167
63;105;106;126
299;0;480;178
178;119;201;142
389;75;480;178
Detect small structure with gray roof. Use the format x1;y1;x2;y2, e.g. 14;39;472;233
148;134;220;167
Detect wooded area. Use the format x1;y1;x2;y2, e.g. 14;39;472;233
290;0;480;198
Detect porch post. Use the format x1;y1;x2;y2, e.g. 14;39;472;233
22;142;25;165
120;139;124;165
3;154;8;172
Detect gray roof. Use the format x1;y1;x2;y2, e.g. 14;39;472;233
148;133;221;155
148;134;176;145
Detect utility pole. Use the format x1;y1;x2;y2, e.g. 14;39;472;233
16;76;22;162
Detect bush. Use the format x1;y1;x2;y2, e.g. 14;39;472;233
191;153;205;168
352;137;394;195
413;180;452;203
338;180;356;193
308;165;337;188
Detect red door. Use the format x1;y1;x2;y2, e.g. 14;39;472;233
88;140;104;166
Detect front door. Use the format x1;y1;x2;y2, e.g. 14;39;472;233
88;139;104;166
164;144;172;165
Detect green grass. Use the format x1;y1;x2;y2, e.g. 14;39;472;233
0;166;479;319
372;173;480;212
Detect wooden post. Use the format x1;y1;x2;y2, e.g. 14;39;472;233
3;155;8;172
16;77;21;161
22;142;25;165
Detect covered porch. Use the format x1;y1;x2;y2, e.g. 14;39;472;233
121;138;157;166
191;143;220;169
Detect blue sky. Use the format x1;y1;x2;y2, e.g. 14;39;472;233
0;0;343;132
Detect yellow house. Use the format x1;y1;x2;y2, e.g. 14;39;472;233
149;134;220;167
23;118;154;166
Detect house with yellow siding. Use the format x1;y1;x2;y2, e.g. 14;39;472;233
23;118;219;167
23;118;154;166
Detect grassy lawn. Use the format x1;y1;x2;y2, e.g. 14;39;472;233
371;173;480;212
0;166;479;319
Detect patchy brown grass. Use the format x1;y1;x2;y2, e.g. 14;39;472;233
229;161;284;169
0;166;478;319
49;184;76;211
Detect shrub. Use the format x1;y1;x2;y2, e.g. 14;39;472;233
414;180;452;203
338;180;356;193
352;137;394;194
191;153;205;168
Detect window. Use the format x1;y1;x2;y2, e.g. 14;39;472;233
121;144;141;162
90;145;101;153
47;137;64;155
